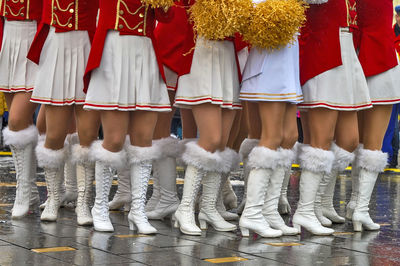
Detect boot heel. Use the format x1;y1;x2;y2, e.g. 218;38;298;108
240;227;250;237
129;220;137;231
353;221;362;232
199;219;208;230
346;208;353;220
173;217;180;229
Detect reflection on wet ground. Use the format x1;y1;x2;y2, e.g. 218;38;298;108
0;156;399;265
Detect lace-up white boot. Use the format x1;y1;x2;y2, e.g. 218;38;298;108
216;174;239;221
3;125;39;218
346;144;362;220
62;133;79;205
237;139;259;214
263;147;299;235
90;141;127;232
174;142;221;235
292;145;335;235
109;166;131;211
72;144;95;226
353;149;387;232
321;143;354;224
147;137;182;220
126;145;160;234
239;146;283;238
36;141;68;221
278;142;300;215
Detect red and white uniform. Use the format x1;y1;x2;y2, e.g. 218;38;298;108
83;0;172;112
0;0;42;93
356;0;400;105
298;0;372;111
28;0;98;105
155;0;242;109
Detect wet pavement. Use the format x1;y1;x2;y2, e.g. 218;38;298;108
0;155;399;266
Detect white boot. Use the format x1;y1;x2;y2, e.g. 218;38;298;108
352;149;386;232
62;133;79;205
278;142;299;215
147;137;182;220
216;174;239;221
126;145;159;234
237;138;259;214
3;125;39;218
73;144;94;226
321;143;354;224
198;148;237;231
109;166;131;211
314;174;333;227
346;144;362;220
90;141;127;232
262;148;299;235
292;145;335;235
174;142;220;235
36;142;68;221
239;146;283;238
222;178;238;210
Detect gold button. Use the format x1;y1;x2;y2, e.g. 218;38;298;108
138;28;143;33
69;8;74;13
119;10;124;15
139;13;143;18
53;6;57;10
68;23;73;28
118;24;123;29
4;11;7;15
20;0;24;3
20;13;24;16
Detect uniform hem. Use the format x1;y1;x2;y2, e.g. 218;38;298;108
371;98;400;105
0;87;34;93
175;97;242;109
30;97;86;106
298;102;373;111
83;102;172;112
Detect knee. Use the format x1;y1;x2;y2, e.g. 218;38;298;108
8;116;32;131
131;130;153;147
78;130;99;147
336;137;359;153
103;134;125;152
199;134;222;153
282;130;298;149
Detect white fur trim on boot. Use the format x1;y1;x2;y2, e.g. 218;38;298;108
182;142;222;172
219;148;240;173
358;149;388;173
71;144;92;164
299;145;335;174
36;142;68;169
248;146;281;170
153;137;182;159
3;125;38;148
331;143;355;171
239;138;259;160
89;140;127;170
126;145;161;164
277;147;296;169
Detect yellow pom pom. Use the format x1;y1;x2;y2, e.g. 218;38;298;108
189;0;253;41
141;0;175;9
242;0;307;50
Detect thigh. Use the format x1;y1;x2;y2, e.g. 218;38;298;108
191;103;222;152
36;105;46;135
300;111;310;144
258;101;287;150
129;110;158;147
154;92;176;140
7;92;37;130
360;105;393;150
220;109;237;149
307;108;338;150
101;110;129;152
75;105;101;147
334;111;359;152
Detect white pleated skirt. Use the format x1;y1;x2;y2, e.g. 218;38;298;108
84;32;171;112
175;38;241;109
31;27;90;105
240;38;303;103
367;65;400;105
299;29;372;111
0;20;37;93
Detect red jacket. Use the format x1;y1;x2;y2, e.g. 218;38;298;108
394;28;400;55
154;0;245;87
0;0;42;51
83;0;174;92
27;0;99;64
299;0;357;85
356;0;398;77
